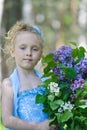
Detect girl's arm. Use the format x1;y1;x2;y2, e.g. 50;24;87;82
1;78;42;130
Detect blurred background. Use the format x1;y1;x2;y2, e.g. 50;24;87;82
0;0;87;124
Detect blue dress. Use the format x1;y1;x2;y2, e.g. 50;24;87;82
17;87;48;122
6;68;48;130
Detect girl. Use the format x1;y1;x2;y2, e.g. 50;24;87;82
1;22;55;130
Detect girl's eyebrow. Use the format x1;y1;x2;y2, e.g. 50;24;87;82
18;42;41;47
19;43;27;46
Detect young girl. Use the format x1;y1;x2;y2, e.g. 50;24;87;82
1;22;56;130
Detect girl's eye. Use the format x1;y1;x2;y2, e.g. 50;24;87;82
20;47;25;50
32;48;38;51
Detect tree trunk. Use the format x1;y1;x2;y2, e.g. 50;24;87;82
1;0;22;80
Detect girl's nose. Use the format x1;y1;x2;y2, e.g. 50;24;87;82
26;49;32;56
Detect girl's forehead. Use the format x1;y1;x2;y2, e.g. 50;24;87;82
14;31;42;46
15;31;40;39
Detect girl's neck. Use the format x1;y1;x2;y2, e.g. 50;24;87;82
17;67;35;78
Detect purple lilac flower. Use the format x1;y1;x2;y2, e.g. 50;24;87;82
74;58;87;79
70;78;85;92
74;62;82;73
53;46;74;67
65;87;70;93
52;66;61;75
76;74;82;79
81;58;87;75
75;58;87;73
70;93;77;102
52;66;64;80
82;72;87;79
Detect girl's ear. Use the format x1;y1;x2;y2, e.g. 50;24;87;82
10;48;15;58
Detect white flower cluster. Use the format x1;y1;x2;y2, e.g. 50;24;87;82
58;101;74;112
48;82;60;95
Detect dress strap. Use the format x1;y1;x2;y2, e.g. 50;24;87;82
9;68;20;117
34;69;47;81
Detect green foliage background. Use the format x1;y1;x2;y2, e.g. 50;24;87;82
1;0;81;54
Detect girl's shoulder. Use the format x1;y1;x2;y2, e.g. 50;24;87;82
2;78;11;85
2;78;13;90
2;78;14;100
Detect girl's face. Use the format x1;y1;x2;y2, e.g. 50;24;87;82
11;31;43;70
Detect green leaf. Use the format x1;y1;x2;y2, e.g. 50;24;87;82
70;41;77;46
77;99;87;106
78;48;85;59
43;66;50;74
79;105;87;109
76;88;83;97
63;67;77;79
36;94;46;104
61;110;73;122
78;107;87;114
79;46;86;53
63;93;70;101
84;81;87;89
50;100;63;110
42;53;54;63
48;94;55;101
43;61;56;74
43;71;54;77
72;48;78;58
56;110;73;123
59;82;70;89
72;46;86;62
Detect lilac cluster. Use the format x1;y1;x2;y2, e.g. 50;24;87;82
52;46;86;102
74;58;87;79
70;93;77;102
70;78;85;92
53;46;74;67
52;46;74;79
70;78;85;101
52;66;64;79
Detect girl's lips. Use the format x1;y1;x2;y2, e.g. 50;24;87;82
23;59;33;61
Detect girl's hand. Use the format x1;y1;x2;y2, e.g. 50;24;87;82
49;125;57;130
38;120;60;130
49;123;61;130
38;120;49;130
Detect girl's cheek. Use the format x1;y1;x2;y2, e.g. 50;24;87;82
15;49;23;55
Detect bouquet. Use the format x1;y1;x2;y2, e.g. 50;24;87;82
36;42;87;130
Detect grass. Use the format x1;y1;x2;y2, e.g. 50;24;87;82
0;123;6;130
0;105;6;130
